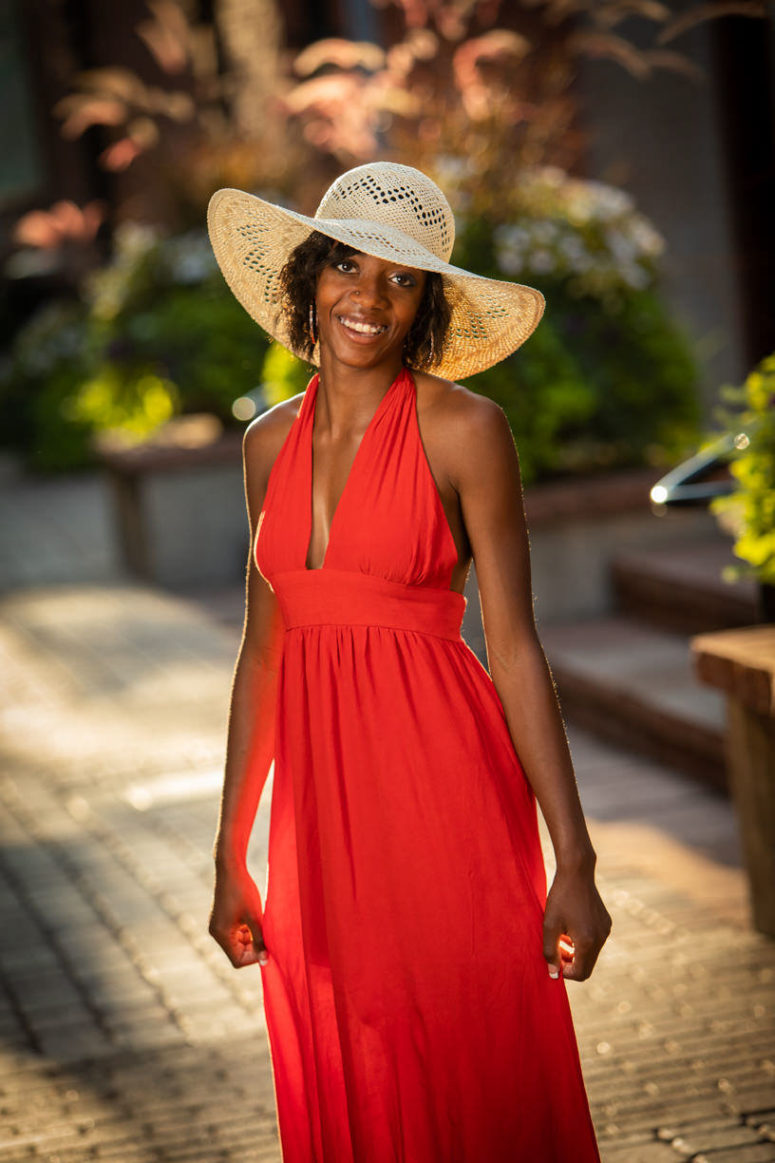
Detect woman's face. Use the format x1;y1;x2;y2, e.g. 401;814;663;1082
314;250;427;370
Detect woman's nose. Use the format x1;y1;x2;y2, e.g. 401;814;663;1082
353;275;388;306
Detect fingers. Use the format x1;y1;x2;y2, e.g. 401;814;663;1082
208;870;270;969
556;913;613;982
209;917;269;969
542;911;565;979
543;915;610;982
233;921;269;967
558;933;598;982
244;919;270;967
558;934;575;975
543;877;613;983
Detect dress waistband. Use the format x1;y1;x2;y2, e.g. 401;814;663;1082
272;570;466;641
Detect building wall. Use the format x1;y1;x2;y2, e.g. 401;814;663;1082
578;24;749;417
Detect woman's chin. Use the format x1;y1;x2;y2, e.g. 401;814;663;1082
320;337;403;371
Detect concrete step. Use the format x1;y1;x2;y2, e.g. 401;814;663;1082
611;539;759;635
540;615;726;792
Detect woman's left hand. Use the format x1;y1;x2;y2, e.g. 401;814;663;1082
542;866;612;982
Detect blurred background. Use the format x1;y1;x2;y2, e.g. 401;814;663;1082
1;4;775;1161
2;0;773;477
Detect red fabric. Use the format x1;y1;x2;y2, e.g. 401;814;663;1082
255;367;601;1162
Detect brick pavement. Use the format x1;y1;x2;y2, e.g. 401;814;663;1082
0;582;774;1163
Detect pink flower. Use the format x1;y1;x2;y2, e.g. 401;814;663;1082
13;201;105;250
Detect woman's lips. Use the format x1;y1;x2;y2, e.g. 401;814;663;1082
335;314;388;343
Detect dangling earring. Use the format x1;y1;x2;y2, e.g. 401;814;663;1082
308;301;317;346
427;329;436;367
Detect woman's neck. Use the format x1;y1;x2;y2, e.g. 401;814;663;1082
315;350;405;433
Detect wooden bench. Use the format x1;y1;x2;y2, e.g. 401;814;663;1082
691;626;775;937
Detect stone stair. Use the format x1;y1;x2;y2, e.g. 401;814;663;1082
539;539;760;793
610;541;758;635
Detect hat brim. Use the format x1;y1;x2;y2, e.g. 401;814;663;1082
207;187;545;380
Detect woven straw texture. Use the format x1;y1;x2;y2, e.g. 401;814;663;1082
207;162;545;379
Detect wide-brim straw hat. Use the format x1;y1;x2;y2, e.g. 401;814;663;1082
207;161;545;380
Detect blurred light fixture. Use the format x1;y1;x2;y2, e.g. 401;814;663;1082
232;386;269;422
649;432;738;511
232;396;257;421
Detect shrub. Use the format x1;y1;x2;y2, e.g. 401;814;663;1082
261;341;314;407
2;168;701;483
452;167;701;484
0;225;269;471
709;353;775;585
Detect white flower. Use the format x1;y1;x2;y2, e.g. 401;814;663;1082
530;248;554;274
583;180;634;221
496;246;525;276
162;231;217;284
494;224;530;275
490;166;661;297
621;264;650;290
628;216;665;258
537;165;565;188
558;234;585;262
494;224;528;247
531;220;558;244
605;227;638;266
434;154;469;189
567;248;594;275
114;222;160;260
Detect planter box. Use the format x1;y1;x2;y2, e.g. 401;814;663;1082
692;626;775;937
100;431;248;590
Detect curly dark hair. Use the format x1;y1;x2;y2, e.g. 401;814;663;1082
277;230;451;371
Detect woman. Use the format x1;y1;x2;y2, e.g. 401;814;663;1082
207;162;611;1162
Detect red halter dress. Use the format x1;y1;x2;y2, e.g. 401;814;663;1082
254;366;600;1162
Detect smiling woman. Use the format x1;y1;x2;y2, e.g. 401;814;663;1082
206;162;610;1162
278;230;452;371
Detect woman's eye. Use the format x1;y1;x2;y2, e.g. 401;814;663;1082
330;260;415;285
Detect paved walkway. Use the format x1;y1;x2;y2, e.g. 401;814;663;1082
0;468;774;1162
1;580;773;1163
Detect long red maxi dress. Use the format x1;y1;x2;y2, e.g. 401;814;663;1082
254;365;601;1163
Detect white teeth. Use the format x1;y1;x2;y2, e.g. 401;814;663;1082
339;316;386;336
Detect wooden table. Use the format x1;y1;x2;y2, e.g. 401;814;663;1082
691;626;775;938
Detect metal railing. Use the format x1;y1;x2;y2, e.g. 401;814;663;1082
649;432;742;509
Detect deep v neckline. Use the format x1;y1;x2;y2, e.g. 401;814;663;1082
304;368;407;572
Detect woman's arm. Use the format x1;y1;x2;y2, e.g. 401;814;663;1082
454;396;612;982
212;552;284;875
208;413;289;968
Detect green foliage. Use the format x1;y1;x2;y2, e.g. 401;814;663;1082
261;341;314;406
1;170;701;483
709;353;775;585
453;176;701;484
464;312;597;484
66;366;179;435
0;299;97;471
0;225;269;471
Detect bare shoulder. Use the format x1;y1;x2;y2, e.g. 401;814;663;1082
411;370;517;490
243;392;305;496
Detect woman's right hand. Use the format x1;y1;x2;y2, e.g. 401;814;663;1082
209;863;269;968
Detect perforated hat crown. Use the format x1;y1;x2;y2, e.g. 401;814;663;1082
313;165;455;263
207;161;544;379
